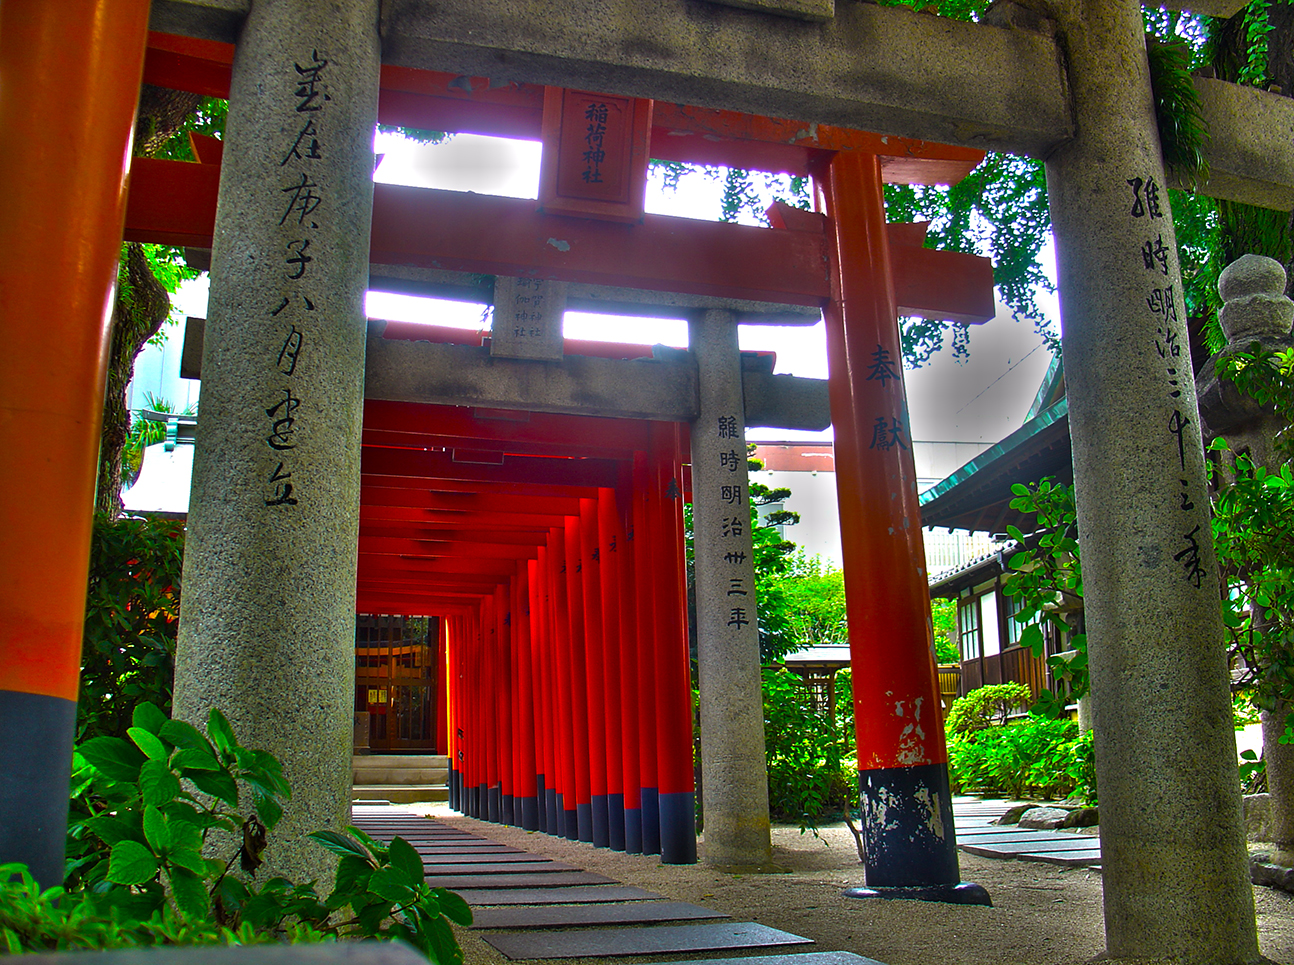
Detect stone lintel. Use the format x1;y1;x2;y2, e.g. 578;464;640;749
365;331;831;428
1181;78;1294;211
706;0;836;22
149;0;248;43
378;0;1072;157
1156;0;1247;19
183;317;832;430
370;263;822;323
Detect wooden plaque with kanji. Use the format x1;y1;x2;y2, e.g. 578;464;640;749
538;87;653;224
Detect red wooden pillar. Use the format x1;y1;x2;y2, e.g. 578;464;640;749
533;550;556;833
446;616;461;810
481;593;500;822
549;527;580;839
618;479;645;854
631;452;661;855
0;0;151;889
820;151;973;898
495;583;514;824
579;497;612;847
512;564;540;828
597;487;628;851
649;423;698;864
521;559;544;831
563;515;594;842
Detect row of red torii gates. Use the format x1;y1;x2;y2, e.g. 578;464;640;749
6;1;998;898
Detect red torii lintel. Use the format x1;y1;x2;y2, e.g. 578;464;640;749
124;156;992;320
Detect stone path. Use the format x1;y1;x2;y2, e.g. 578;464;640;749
350;805;884;965
952;797;1102;868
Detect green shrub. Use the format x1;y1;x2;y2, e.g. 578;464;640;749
763;668;854;828
944;683;1033;736
80;514;185;741
947;714;1080;799
3;702;470;961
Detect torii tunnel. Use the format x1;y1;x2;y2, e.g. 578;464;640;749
1;11;997;891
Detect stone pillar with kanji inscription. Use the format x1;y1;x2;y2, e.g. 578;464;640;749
173;0;380;887
688;309;774;871
1045;0;1259;957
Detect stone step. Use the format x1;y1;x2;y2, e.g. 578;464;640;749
352;754;449;786
352;784;450;804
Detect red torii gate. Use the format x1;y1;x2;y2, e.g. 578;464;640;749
0;11;996;888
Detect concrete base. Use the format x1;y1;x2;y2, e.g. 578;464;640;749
843;882;992;906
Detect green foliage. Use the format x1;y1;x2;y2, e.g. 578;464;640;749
151;97;228;162
308;829;471;964
931;598;960;664
885;153;1056;361
1000;478;1087;712
762;668;854;829
4;703;469;961
1146;36;1210;183
943;683;1032;736
79;514;185;741
946;714;1083;800
765;554;849;652
64;702;292;913
1209;437;1294;743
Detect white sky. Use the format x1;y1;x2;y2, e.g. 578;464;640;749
168;130;1060;446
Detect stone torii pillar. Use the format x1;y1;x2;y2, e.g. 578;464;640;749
689;309;775;871
172;0;380;886
1044;0;1259;957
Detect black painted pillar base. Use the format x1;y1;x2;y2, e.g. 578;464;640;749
624;805;643;854
640;787;661;855
608;793;626;851
0;691;77;889
564;807;579;841
448;765;458;810
519;795;540;831
546;788;560;835
856;762;969;889
659;791;698;865
843;882;992;905
487;786;501;824
535;775;547;832
475;783;487;819
591;794;609;847
576;802;593;842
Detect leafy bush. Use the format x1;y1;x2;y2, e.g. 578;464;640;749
944;683;1032;736
80;514;184;740
762;668;854;828
946;714;1081;800
3;702;470;960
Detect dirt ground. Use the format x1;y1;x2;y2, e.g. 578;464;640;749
405;803;1294;965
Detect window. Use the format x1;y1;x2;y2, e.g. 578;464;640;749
958;597;982;662
1004;593;1037;648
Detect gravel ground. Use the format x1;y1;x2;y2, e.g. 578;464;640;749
400;804;1294;965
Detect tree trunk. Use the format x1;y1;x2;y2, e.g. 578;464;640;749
94;85;204;516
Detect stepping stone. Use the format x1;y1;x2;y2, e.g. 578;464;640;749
454;886;661;906
423;860;577;874
639;953;886;965
1017;850;1102;868
961;837;1102;856
470;901;730;929
419;858;556;864
424;871;616;889
483;921;813;960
